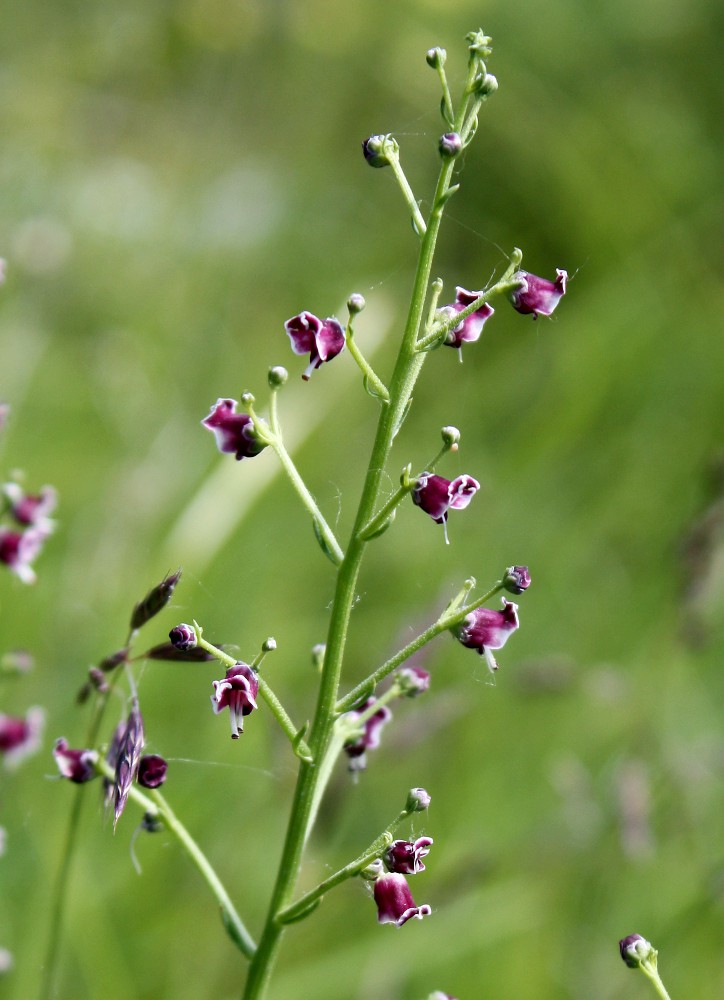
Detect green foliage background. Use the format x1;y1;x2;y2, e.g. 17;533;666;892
1;1;722;998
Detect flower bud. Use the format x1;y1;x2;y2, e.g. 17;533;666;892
396;666;431;698
347;292;366;314
362;134;399;168
311;643;325;670
426;47;446;68
169;623;197;651
138;754;168;789
503;565;531;595
262;636;277;653
439;132;462;158
268;366;289;389
130;571;182;631
406;787;431;812
475;72;498;96
619;934;655;968
441;426;460;450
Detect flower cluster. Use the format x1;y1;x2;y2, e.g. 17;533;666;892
0;481;56;584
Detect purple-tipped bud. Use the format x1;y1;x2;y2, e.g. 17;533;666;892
396;666;431;698
412;472;480;543
53;738;98;784
439;286;494;351
0;707;44;769
169;623;197;651
211;662;259;739
113;702;145;829
347;292;366;314
138;754;168;788
619;934;656;968
202;398;267;460
343;697;392;774
373;872;432;927
0;525;51;584
384;837;433;875
362;134;399;168
130;570;181;631
509;268;568;318
426;47;446;68
88;667;109;694
406;787;431;812
453;598;520;674
439;132;463;158
503;565;531;595
268;366;289;389
285;311;346;381
98;648;129;673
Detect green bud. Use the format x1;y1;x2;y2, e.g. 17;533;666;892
426;46;446;68
268;366;289;388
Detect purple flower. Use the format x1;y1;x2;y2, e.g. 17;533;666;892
211;662;259;739
53;738;97;784
373;872;432;927
384;837;434;875
285;311;345;381
503;565;531;595
509;268;568;318
454;597;520;673
343;697;392;773
412;472;480;543
137;754;168;788
0;526;51;584
440;287;494;351
3;483;57;528
202;398;266;461
0;707;44;769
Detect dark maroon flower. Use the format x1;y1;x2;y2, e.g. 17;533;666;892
384;837;434;875
138;754;168;789
373;872;432;927
343;697;392;773
0;707;44;768
412;472;480;543
3;483;57;528
503;565;531;594
454;598;520;674
0;525;51;584
439;287;494;351
509;268;568;318
285;311;345;380
619;934;654;968
169;623;197;651
202;398;266;460
53;738;97;784
211;662;259;738
396;666;431;697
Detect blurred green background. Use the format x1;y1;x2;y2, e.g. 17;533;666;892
1;0;723;997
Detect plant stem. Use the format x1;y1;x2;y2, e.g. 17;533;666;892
336;581;503;713
278;808;410;924
241;49;486;1000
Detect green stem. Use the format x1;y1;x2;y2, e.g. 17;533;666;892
92;758;256;959
242;48;488;1000
262;394;344;566
641;963;673;1000
278;808;410;925
336;581;503;714
345;320;390;401
387;152;427;236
